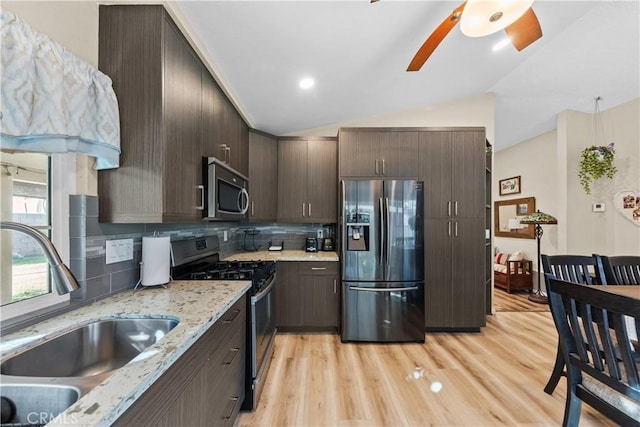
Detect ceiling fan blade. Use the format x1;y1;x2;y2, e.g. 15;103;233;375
505;7;542;51
407;2;466;72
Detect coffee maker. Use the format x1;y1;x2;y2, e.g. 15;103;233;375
305;237;318;252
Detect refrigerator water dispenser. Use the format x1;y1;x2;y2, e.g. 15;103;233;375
347;225;368;251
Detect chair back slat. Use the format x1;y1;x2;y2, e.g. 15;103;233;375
595;254;640;285
542;255;597;287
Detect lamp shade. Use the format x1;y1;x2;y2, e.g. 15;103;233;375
460;0;534;37
519;209;558;225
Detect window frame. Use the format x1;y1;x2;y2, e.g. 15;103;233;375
1;154;73;321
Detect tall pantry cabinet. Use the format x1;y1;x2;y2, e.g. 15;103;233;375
419;129;486;330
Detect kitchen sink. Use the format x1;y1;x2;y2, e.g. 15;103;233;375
0;384;80;425
1;317;179;378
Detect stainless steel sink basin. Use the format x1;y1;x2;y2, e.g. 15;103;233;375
0;384;79;425
1;317;179;378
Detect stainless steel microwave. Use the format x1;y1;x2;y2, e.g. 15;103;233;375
203;157;249;221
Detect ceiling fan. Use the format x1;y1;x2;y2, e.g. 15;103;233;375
398;0;543;72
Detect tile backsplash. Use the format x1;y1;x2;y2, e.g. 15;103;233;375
69;195;328;303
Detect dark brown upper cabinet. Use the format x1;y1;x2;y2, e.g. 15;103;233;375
202;70;249;176
338;129;420;178
98;5;248;222
277;137;337;223
248;130;278;221
419;130;486;219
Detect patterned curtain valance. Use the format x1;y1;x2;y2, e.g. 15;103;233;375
0;10;120;169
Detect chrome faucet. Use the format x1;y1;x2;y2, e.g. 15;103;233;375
0;221;80;294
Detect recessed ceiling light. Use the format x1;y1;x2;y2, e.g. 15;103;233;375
299;77;315;89
492;37;511;52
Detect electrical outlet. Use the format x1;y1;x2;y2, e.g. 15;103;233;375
223;230;228;241
105;239;133;264
317;229;323;238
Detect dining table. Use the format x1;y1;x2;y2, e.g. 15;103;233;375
590;285;640;301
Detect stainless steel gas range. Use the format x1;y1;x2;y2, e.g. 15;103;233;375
171;236;276;412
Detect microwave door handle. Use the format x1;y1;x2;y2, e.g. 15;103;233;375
238;188;249;214
196;185;205;210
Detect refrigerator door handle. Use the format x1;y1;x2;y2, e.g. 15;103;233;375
385;197;390;268
341;181;346;262
379;197;385;266
349;286;420;292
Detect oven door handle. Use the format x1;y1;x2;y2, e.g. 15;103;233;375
251;273;276;304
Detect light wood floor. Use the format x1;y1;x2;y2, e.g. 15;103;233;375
237;311;613;426
493;288;550;312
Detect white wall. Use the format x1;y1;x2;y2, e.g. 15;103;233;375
493;130;558;267
565;99;640;256
495;98;640;280
293;93;496;144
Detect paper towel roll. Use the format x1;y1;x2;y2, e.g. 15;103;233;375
141;236;171;287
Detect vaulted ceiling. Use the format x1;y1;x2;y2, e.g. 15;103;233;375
174;1;640;150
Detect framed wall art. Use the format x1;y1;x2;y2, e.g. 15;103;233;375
499;176;521;196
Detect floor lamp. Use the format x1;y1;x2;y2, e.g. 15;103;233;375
519;210;558;304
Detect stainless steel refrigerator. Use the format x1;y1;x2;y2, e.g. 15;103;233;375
340;179;425;342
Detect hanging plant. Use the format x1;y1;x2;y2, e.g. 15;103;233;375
578;142;617;194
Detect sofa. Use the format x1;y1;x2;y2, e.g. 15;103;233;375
494;251;533;293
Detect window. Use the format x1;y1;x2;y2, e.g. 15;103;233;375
1;152;68;320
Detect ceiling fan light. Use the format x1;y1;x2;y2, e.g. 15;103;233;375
460;0;534;37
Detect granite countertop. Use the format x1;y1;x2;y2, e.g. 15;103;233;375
224;249;339;262
0;280;250;426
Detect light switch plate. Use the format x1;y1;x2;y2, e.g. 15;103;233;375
105;238;133;264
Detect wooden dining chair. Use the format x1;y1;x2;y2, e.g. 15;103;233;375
594;254;640;285
546;275;640;427
541;254;598;395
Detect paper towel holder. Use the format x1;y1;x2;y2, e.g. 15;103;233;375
133;233;173;292
133;261;172;292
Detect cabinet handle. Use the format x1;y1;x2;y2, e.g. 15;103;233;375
334;279;337;294
302;202;306;217
381;159;385;175
222;397;240;420
375;159;379;175
224;347;240;365
448;221;452;237
196;185;205;210
311;267;327;270
308;202;312;217
224;308;241;323
226;146;231;164
454;201;458;216
447;201;451;217
251;201;254;216
455;221;458;237
220;144;228;163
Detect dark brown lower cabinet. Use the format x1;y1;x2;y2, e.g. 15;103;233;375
425;219;486;331
275;262;339;332
114;295;246;427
